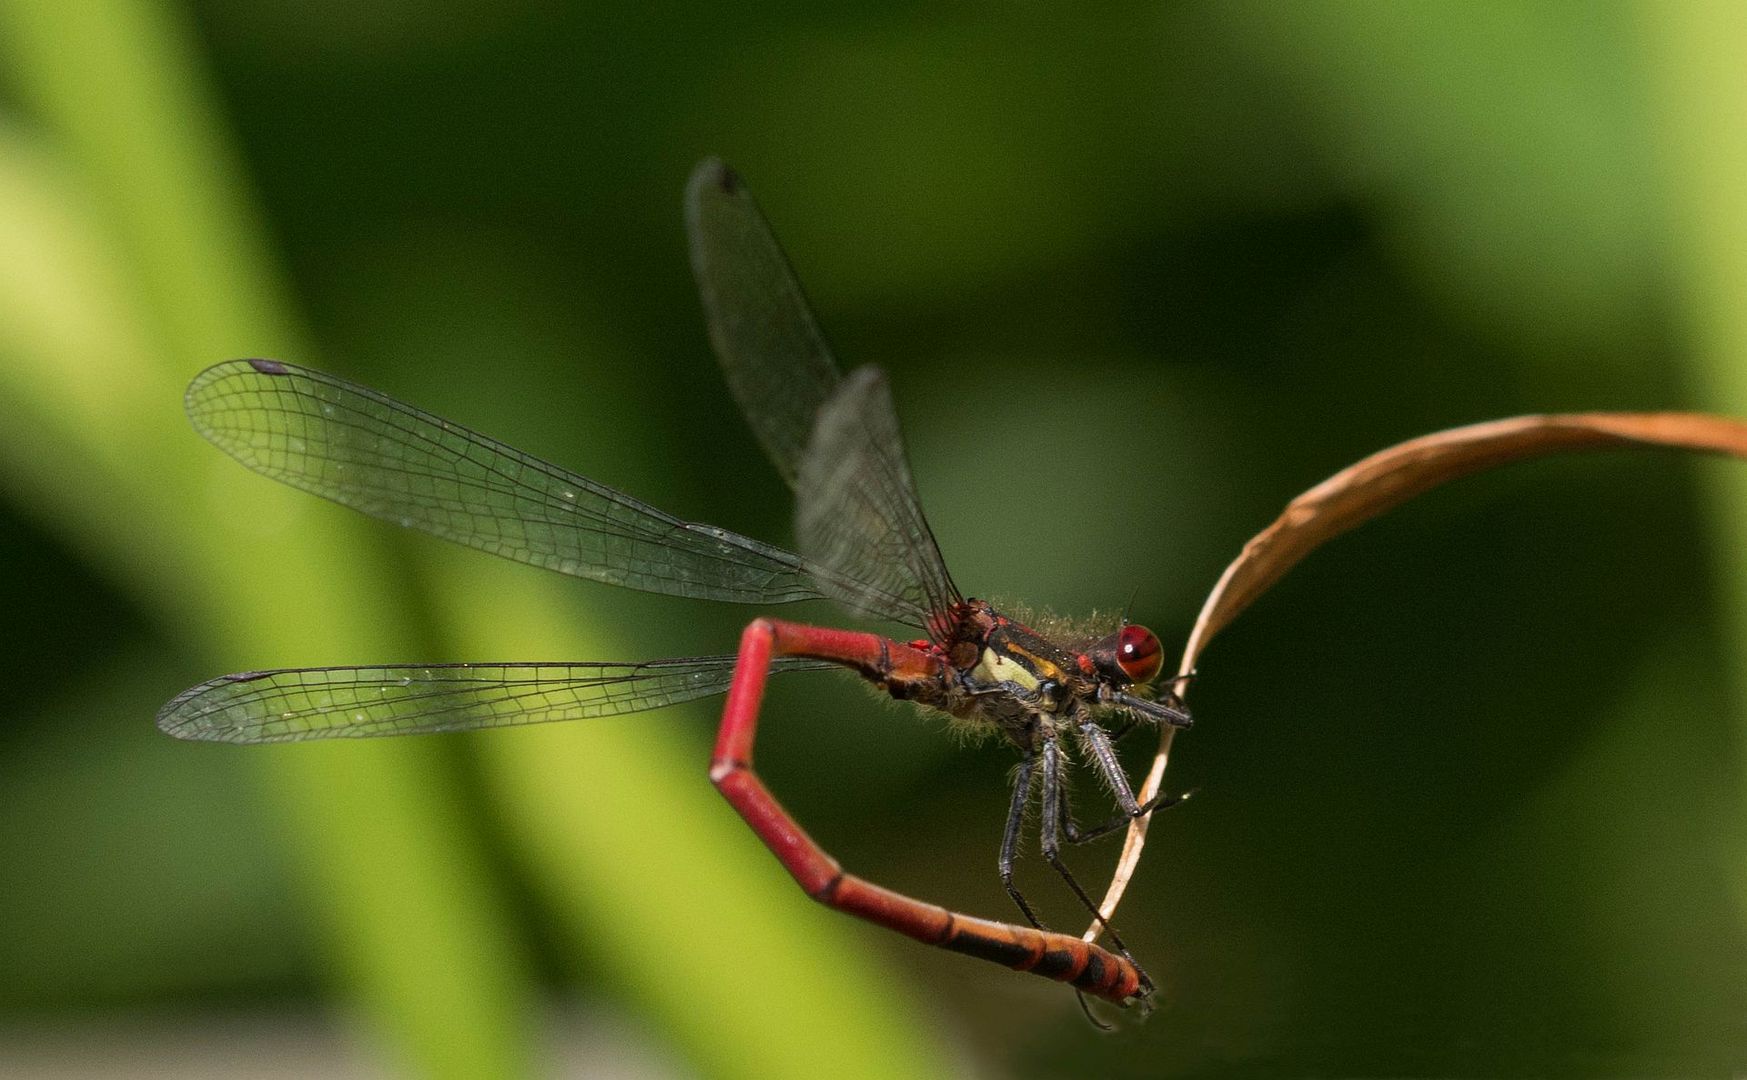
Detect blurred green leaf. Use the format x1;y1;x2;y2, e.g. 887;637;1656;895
1214;0;1662;361
0;0;539;1075
1638;0;1747;919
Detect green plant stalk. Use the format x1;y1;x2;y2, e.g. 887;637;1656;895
0;0;536;1075
1636;0;1747;913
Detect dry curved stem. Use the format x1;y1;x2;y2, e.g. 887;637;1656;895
1086;411;1747;942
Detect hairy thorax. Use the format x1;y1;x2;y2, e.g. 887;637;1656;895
934;600;1107;750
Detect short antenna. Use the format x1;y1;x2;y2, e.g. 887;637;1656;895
1119;586;1141;626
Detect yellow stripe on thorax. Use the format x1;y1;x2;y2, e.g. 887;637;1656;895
973;645;1061;690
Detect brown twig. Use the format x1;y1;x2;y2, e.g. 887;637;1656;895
1086;411;1747;941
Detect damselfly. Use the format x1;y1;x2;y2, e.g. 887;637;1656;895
159;160;1192;1010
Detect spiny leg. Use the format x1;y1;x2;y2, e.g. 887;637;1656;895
998;753;1046;929
1062;790;1190;845
1038;736;1147;982
1060;719;1189;1018
1080;721;1146;816
710;617;1147;1005
1068;720;1191;843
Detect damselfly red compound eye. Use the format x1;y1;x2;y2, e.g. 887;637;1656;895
1117;625;1163;683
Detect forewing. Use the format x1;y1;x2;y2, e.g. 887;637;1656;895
158;657;831;744
686;158;841;488
186;359;827;605
796;366;962;634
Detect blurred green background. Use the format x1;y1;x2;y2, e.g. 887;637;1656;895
2;1;1745;1076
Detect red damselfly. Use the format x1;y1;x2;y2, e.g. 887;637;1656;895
159;159;1193;1011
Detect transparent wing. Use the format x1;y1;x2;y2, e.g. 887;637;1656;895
797;366;962;635
686;157;841;488
686;161;960;632
158;656;831;744
186;359;828;605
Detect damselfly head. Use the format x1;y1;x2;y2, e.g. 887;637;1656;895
1086;624;1164;685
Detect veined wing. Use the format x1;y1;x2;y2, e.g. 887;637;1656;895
686;157;841;489
687;161;961;634
157;656;831;744
186;359;827;605
797;366;962;638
